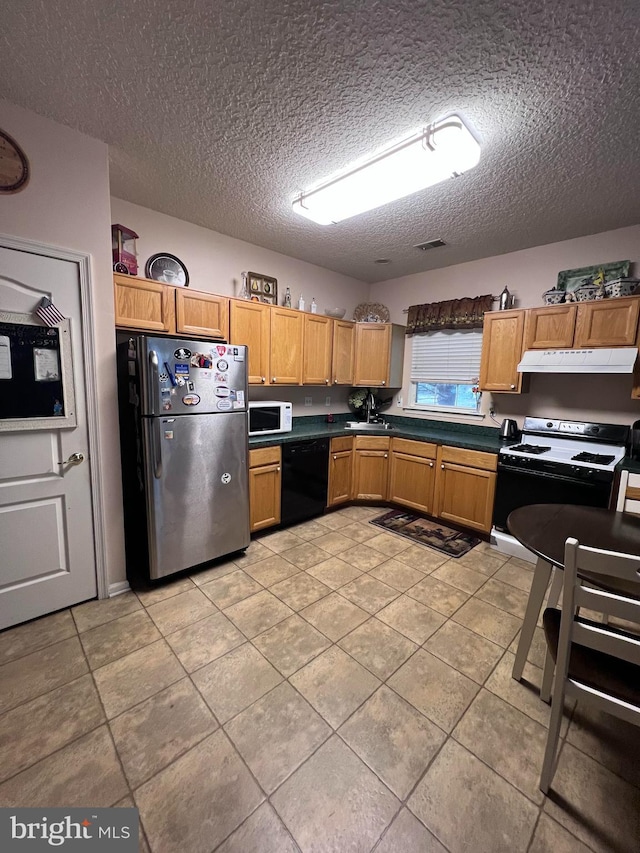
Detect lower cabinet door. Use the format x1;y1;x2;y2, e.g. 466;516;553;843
434;462;496;533
249;463;281;532
388;451;436;514
328;449;353;506
353;450;389;501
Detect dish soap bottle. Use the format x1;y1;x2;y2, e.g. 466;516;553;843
298;294;305;311
311;297;317;314
283;287;292;308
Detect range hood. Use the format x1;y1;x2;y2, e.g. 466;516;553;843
517;347;638;374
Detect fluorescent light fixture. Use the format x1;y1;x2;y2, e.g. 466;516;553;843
292;113;480;224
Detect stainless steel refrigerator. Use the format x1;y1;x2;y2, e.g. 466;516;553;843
117;334;250;582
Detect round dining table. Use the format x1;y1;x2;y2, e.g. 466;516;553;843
507;503;640;681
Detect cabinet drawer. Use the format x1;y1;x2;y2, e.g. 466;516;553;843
391;437;437;458
439;445;497;472
355;436;391;451
331;436;354;452
249;445;281;468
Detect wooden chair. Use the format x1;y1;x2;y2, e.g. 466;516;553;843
539;537;640;793
616;469;640;514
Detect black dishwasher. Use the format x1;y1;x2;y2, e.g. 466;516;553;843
281;438;330;526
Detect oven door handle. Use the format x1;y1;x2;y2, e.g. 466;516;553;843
497;464;611;486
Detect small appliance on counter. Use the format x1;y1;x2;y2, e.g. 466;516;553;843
248;400;292;436
499;418;519;440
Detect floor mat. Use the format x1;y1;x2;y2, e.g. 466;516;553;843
370;509;480;557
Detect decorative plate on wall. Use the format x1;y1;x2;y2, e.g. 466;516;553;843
0;129;29;193
353;302;390;322
145;253;189;287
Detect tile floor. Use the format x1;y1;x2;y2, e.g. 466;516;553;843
1;504;639;853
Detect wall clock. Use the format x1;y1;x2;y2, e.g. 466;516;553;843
0;129;29;193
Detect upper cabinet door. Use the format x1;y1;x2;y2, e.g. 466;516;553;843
354;323;391;386
479;310;525;392
574;297;640;347
270;307;303;385
523;304;577;349
303;314;333;384
332;320;355;385
114;274;175;333
229;299;271;384
175;289;229;340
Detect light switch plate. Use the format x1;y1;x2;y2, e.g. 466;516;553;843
304;396;312;407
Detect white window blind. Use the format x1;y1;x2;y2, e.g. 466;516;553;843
410;329;483;383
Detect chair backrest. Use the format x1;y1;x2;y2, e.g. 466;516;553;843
616;469;640;514
563;537;640;667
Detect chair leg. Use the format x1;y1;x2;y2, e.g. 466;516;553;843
513;558;552;681
547;568;562;608
540;648;554;703
540;683;565;793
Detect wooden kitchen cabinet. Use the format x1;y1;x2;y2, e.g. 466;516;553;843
249;446;281;532
353;436;390;501
574;296;640;347
388;438;437;514
523;304;577;350
114;274;175;333
332;320;355;385
328;436;353;506
353;323;404;388
479;309;525;393
303;314;333;385
270;307;304;385
229;299;271;384
433;445;497;533
175;288;229;339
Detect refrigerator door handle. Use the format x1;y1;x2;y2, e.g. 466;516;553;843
151;417;163;479
148;349;160;414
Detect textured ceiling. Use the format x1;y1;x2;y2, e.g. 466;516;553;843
1;0;640;283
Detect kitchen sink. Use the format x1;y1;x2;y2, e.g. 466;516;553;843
344;421;394;431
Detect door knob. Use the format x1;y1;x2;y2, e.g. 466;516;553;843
58;452;85;467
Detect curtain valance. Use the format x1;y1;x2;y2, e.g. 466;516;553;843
405;295;493;335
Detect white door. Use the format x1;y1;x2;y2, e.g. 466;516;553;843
0;246;97;630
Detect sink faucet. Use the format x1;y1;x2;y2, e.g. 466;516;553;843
364;390;376;424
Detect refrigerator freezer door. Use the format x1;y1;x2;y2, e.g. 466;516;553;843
139;336;248;416
142;411;250;578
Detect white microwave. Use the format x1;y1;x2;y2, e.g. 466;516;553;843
248;401;293;436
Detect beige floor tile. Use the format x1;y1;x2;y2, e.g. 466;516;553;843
453;597;522;646
269;572;331;610
232;539;273;567
0;610;76;665
388;649;479;732
394;543;449;572
425;621;503;683
407;575;470;616
476;578;529;618
224;590;293;638
313;530;357;554
494;561;535;592
72;591;142;633
375;808;448;853
272;736;399;853
0;726;127;808
80;609;161;669
244;553;300;585
226;682;331;793
279;542;329;570
338;618;417;680
190;557;240;585
566;704;640;788
340;521;380;542
316;511;354;530
367;531;412;557
200;569;263;609
0;636;88;714
306;556;363;589
507;555;537;571
339;574;400;614
431;561;488;594
544;742;640;853
135;731;264;853
456;547;508;576
165;611;245;672
290;646;380;728
339;544;389;571
258;529;304;553
408;740;538;853
340;505;381;521
0;674;104;784
529;814;593;853
369;559;424;591
286;519;330;541
93;639;185;719
192;643;282;723
110;678;217;788
216;803;298;853
509;625;549;669
300;592;369;641
453;689;547;804
135;576;196;606
376;595;445;644
113;795;150;853
339;685;446;799
252;614;330;676
145;588;217;635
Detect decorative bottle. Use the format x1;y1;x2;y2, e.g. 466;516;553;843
298;294;305;311
238;271;249;300
283;287;292;308
311;297;317;314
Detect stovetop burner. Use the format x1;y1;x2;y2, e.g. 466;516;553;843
509;444;551;455
571;452;616;465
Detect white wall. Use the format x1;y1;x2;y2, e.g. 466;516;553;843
0;99;126;587
372;225;640;428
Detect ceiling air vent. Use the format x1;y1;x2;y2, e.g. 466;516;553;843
414;238;446;251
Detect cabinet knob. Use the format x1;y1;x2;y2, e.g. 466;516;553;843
384;453;388;458
510;384;516;389
272;377;277;383
441;464;445;469
333;455;337;460
325;378;329;384
333;379;338;385
381;381;386;385
261;376;266;384
277;466;280;472
429;462;434;468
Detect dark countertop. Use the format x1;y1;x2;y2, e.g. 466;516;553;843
249;414;507;454
618;457;640;473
